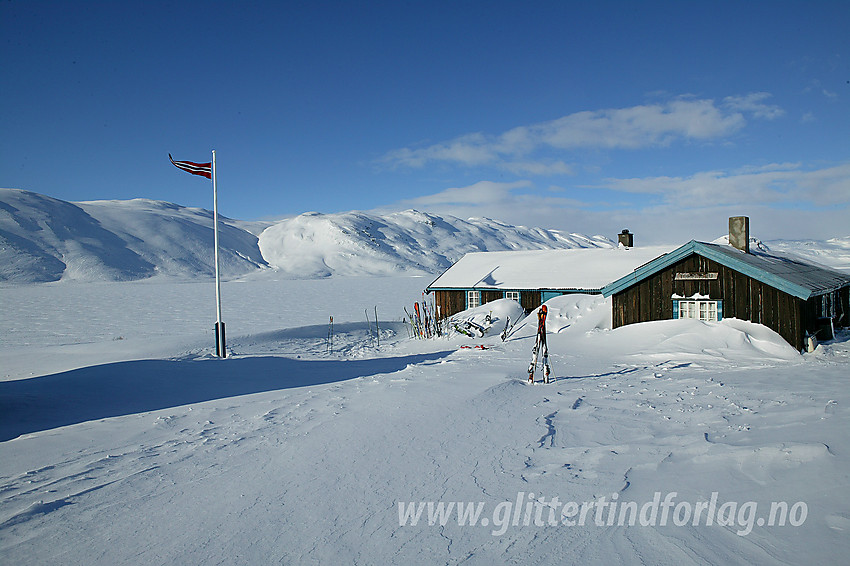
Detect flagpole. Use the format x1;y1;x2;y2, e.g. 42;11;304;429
212;149;226;358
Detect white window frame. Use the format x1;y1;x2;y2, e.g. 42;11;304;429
821;292;836;318
467;290;481;309
677;300;719;322
504;291;520;302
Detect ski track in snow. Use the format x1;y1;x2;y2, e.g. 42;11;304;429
1;278;849;564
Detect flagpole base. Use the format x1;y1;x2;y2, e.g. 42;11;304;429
215;321;227;358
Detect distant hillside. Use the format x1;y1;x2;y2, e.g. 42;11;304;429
0;189;267;282
257;209;614;278
763;236;850;273
0;189;614;283
2;188;847;283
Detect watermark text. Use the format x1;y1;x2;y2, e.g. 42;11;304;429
398;491;807;537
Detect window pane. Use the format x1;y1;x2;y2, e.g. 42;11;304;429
678;300;720;321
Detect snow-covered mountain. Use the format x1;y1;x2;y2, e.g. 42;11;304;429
763;236;850;272
0;189;268;282
2;188;848;283
0;189;613;283
257;209;613;278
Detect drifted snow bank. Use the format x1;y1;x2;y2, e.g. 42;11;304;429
3;276;847;565
454;293;800;362
444;298;526;339
601;317;801;362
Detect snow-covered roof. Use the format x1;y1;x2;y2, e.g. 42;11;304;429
427;246;674;292
602;240;850;299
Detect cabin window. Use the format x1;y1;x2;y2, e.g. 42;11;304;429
467;290;481;309
505;291;520;302
820;292;836;318
675;300;722;322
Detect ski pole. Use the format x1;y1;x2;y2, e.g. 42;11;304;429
365;309;373;345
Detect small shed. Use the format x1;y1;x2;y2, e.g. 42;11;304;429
426;246;671;318
601;239;850;351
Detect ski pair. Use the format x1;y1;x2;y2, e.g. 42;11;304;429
528;305;551;384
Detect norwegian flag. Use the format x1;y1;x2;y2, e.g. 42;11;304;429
169;153;212;179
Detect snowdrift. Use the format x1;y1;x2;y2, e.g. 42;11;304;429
3;276;849;564
454;293;800;363
443;297;526;339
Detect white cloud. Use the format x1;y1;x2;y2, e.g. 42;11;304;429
722;92;785;120
402;180;533;207
381;133;497;168
379;94;780;173
535;98;745;149
803;79;840;100
391;180;590;221
501;160;573;176
379;162;850;244
585;204;850;244
598;162;850;207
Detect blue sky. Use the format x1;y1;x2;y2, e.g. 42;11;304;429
2;1;848;244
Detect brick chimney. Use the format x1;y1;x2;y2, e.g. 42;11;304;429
729;216;749;253
618;229;634;248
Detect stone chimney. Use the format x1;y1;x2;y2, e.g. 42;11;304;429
729;216;749;253
618;229;634;247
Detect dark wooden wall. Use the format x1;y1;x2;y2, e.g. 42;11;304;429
482;290;503;305
432;290;466;319
521;291;542;313
612;253;809;351
432;289;545;319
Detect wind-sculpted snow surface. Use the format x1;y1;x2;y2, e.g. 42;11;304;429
1;277;849;564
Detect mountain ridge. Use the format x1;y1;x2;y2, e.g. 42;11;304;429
1;188;615;283
3;188;848;283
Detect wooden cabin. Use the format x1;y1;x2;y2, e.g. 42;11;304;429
601;238;850;352
426;245;670;319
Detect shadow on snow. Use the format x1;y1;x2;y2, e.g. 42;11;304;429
0;351;452;442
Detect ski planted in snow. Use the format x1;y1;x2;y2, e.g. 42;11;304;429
413;302;423;338
501;315;515;341
528;305;552;384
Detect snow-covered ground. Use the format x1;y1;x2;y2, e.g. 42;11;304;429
2;274;849;564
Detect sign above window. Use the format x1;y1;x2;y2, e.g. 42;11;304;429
675;272;719;280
